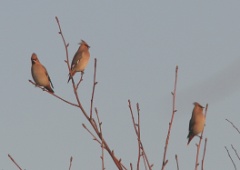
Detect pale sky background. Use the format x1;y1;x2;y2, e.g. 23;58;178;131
1;1;240;170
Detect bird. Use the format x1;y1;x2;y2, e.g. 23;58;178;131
68;40;90;83
187;102;205;145
31;53;54;93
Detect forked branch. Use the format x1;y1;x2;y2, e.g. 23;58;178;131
28;80;79;107
128;100;153;170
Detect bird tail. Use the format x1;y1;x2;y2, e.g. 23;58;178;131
187;134;194;145
67;75;71;83
45;86;54;93
67;71;75;83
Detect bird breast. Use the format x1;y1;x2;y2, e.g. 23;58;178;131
192;114;205;135
32;64;50;86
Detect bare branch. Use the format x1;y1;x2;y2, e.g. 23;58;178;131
128;100;138;136
225;146;237;170
69;156;73;170
161;65;178;170
8;154;23;170
55;16;71;71
82;123;102;145
128;100;141;169
90;58;98;119
130;163;133;170
28;80;79;107
76;72;84;89
137;103;152;170
231;144;240;161
95;108;105;170
142;155;148;170
175;154;179;170
128;100;152;170
226;119;240;134
201;138;208;170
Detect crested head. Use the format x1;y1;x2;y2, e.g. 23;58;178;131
31;53;39;63
193;102;204;109
79;40;90;49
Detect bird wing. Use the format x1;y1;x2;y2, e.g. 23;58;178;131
48;75;54;88
44;66;54;88
71;51;82;70
188;116;195;131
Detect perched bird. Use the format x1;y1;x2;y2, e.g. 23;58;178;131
31;53;54;93
187;102;205;145
68;40;90;82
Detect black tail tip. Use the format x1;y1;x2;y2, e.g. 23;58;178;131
67;77;71;83
46;87;54;93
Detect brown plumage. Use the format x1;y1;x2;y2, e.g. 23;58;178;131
187;102;205;145
68;40;90;82
31;53;54;93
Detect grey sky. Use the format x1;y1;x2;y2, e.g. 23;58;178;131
1;1;240;169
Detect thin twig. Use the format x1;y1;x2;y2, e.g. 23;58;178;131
137;102;152;170
95;108;105;170
231;144;240;160
76;72;84;89
201;138;208;170
90;59;98;119
128;100;152;170
130;163;133;170
82;123;102;145
137;103;142;170
128;100;138;137
161;65;178;170
195;104;208;170
28;80;79;107
137;103;152;170
55;16;70;71
128;100;141;169
225;146;237;170
175;154;179;170
226;119;240;134
142;154;148;170
69;156;73;170
8;154;23;170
